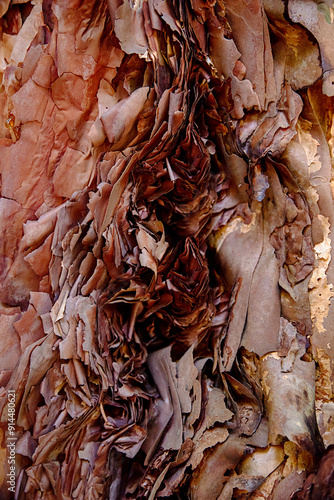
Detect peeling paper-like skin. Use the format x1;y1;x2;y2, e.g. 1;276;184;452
289;0;334;96
1;0;334;498
309;215;334;334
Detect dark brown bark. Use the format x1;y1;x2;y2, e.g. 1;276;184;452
1;0;334;498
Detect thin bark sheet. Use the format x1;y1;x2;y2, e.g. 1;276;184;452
0;0;334;498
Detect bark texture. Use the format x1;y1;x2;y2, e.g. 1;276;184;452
1;0;334;498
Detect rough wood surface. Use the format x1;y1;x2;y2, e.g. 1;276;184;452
1;0;334;498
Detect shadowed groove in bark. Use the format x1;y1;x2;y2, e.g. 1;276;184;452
0;0;334;498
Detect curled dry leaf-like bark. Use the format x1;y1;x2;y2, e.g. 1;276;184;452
1;0;334;498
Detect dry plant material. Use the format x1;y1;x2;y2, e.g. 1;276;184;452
0;0;334;498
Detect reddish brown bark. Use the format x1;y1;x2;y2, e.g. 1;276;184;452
1;1;334;498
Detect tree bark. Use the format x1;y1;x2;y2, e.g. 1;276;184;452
1;0;334;498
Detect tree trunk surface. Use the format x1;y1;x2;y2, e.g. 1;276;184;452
1;0;334;498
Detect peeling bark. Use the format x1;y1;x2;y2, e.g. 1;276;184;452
1;0;334;498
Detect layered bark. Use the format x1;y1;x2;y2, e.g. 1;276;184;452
0;0;334;498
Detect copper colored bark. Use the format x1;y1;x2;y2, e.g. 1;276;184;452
1;0;334;499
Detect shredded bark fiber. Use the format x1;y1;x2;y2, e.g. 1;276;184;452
1;0;334;498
